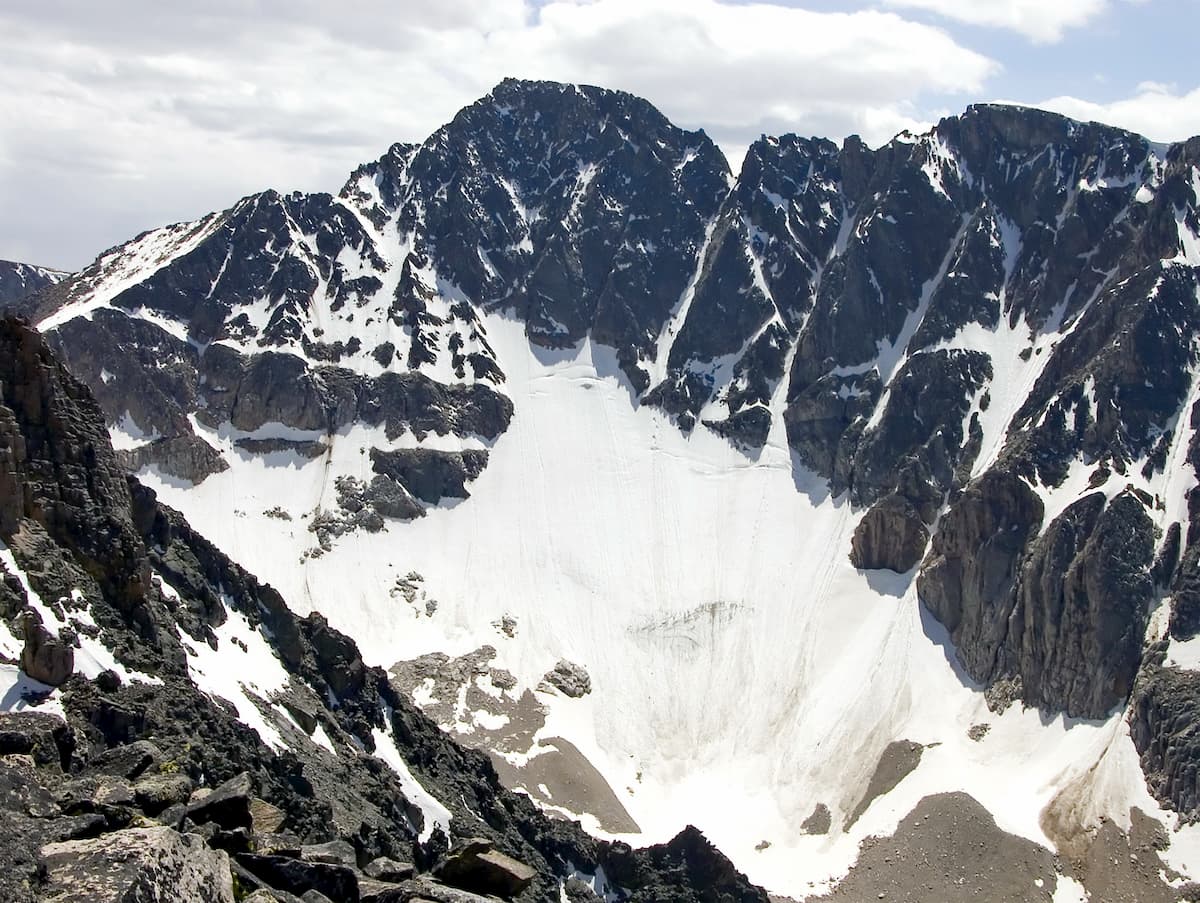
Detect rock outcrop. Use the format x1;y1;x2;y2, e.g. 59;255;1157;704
849;494;929;573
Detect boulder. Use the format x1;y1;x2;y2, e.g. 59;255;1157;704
0;759;59;817
394;875;509;902
88;740;162;779
364;856;415;882
301;838;358;868
540;660;592;698
433;837;536;899
18;614;74;687
0;711;73;768
250;797;287;834
236;852;360;903
186;771;253;829
358;878;410;902
135;773;195;815
56;775;136;812
255;831;303;857
39;826;234;903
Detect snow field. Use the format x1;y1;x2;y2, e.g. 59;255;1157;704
136;312;1176;896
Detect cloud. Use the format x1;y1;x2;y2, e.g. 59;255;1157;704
0;1;990;269
1031;82;1200;144
882;0;1108;43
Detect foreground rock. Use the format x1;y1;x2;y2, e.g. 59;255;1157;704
39;826;234;903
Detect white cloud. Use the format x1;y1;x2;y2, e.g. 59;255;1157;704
882;0;1108;43
0;0;997;269
1031;82;1200;144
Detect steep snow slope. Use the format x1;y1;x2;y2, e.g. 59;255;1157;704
129;312;1192;895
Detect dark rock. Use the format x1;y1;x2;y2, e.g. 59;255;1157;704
1009;491;1155;717
800;803;831;835
235;437;327;459
849;494;930;572
391;876;506;903
39;826;235;902
94;669;122;692
56;775;136;812
433;837;536;899
156;802;187;829
88;739;162;779
0;259;66;310
1131;666;1200;818
364;474;425;521
357;878;410;902
186;770;253;829
237;852;360;903
256;832;303;857
370;448;489;506
251;797;287;834
917;470;1044;683
0;759;60;817
614;825;769;903
212;826;254;854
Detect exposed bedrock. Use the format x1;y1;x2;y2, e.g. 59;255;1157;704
919;475;1157;718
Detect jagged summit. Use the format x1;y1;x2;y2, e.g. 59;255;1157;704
14;80;1200;899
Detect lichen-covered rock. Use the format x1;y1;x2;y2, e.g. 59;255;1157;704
87;740;163;779
364;856;415;882
39;826;234;903
134;773;195;815
0;711;74;769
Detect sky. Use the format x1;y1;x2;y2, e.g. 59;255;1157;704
1;0;1197;271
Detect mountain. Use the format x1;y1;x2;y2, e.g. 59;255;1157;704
18;78;1200;899
0;259;68;313
0;315;764;902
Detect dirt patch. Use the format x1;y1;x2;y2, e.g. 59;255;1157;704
844;739;924;830
490;736;641;834
813;792;1058;902
390;646;640;834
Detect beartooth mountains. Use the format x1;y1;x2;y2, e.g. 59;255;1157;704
13;77;1200;898
0;317;767;902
